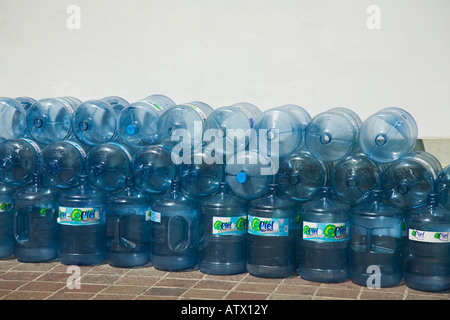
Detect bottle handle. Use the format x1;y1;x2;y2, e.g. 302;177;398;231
14;209;30;244
167;215;190;253
114;212;137;250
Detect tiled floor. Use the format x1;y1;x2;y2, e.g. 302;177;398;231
0;259;448;300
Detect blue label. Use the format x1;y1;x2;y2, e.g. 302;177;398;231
248;215;289;237
58;206;104;225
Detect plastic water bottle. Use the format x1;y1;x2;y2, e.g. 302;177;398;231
15;96;36;111
404;193;450;292
73;96;129;147
359;107;418;163
381;151;442;210
275;149;330;202
225;149;275;201
118;94;176;148
40;140;87;190
305;107;361;162
150;179;199;271
0;183;16;258
436;165;450;211
331;152;383;206
198;181;248;275
247;183;298;278
0;97;27;141
13;173;59;262
0;138;42;187
107;177;152;268
350;190;404;287
131;145;177;194
57;174;107;265
298;187;351;282
251;104;311;158
26;97;80;145
157;101;214;151
203;102;261;159
86;142;133;192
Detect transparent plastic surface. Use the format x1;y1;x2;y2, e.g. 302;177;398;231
0;183;16;258
436;165;450;211
0;97;27;141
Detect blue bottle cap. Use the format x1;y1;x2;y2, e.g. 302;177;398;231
236;171;248;184
126;124;137;135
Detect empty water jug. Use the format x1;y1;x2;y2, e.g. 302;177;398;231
0;97;27;141
404;193;450;292
118;94;176;148
73;96;129;147
150;179;199;271
0;183;16;258
247;183;298;278
107;177;152;267
15;97;36;111
305;107;361;162
13;173;59;262
381;151;442;210
298;187;351;282
436;165;450;211
199;181;248;275
350;190;404;287
359;107;418;163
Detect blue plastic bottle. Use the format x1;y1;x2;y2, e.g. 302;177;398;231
276;149;330;202
359;107;418;163
13;173;59;262
86;142;133;192
305;107;361;162
0;183;16;258
199;181;248;275
331;152;383;206
247;183;298;278
150;179;199;271
436;165;450;211
73;96;129;147
251;104;311;158
157;101;214;151
40;140;87;190
57;174;107;265
350;190;404;287
298;187;351;282
107;177;152;268
404;193;450;292
381;151;442;210
118;94;176;148
0;97;27;141
26;97;80;145
15;96;36;111
225;149;275;201
0;138;42;187
131;145;177;194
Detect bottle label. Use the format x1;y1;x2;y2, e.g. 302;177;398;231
145;209;152;221
109;142;133;162
20;138;42;154
58;206;105;225
150;210;161;223
0;202;13;212
141;99;163;112
248;215;289;237
408;228;450;243
185;104;207;122
302;221;350;242
64;140;87;158
212;215;247;235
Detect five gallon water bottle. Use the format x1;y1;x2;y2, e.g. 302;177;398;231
157;101;214;151
381;151;442;210
13;173;59;262
350;190;404;287
26;97;80;145
404;193;450;292
305;107;361;162
40;140;87;190
359;107;418;163
0;138;42;187
73;96;129;147
57;174;107;265
150;179;199;271
198;181;248;275
331;152;383;206
298;187;351;282
252;104;311;158
276;149;330;202
0;183;16;258
436;165;450;211
118;94;176;148
15;96;36;111
107;177;152;268
0;97;27;141
131;145;177;194
225;149;275;201
86;142;133;192
247;183;298;278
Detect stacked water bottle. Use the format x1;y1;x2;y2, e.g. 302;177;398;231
0;95;449;293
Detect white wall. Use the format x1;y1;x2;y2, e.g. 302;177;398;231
1;0;449;138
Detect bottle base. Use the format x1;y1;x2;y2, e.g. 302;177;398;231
15;248;58;263
247;263;296;278
108;252;151;268
404;273;450;292
151;255;197;271
58;252;106;266
351;272;403;288
299;268;349;283
0;243;14;259
198;261;247;275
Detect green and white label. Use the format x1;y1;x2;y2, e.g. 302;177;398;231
58;206;104;225
248;215;289;237
409;228;450;243
0;202;13;212
302;221;350;242
212;215;247;235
